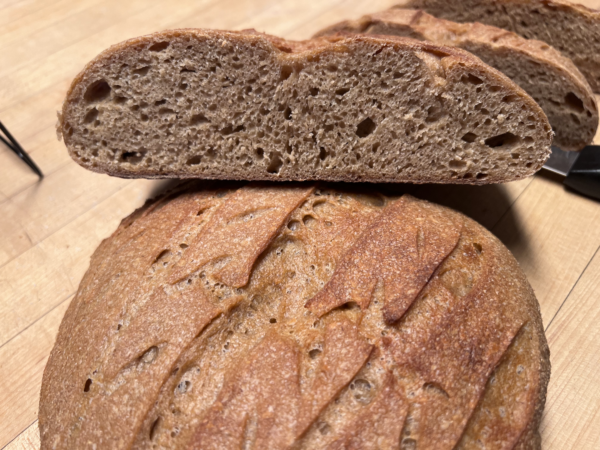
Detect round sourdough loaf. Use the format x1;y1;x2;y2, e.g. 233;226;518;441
39;182;550;450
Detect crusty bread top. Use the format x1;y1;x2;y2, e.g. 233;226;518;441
402;0;600;92
39;182;550;450
58;28;552;184
315;8;598;151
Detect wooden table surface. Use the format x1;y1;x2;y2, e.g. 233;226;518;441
2;0;600;448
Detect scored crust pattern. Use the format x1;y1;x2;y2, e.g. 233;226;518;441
39;182;549;450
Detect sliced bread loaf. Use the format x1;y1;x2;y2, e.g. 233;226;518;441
402;0;600;93
59;29;552;184
316;9;598;151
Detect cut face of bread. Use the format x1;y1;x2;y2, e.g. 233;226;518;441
316;8;598;152
39;182;550;450
403;0;600;94
59;29;552;184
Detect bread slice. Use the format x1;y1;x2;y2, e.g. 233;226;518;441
39;182;550;450
58;29;553;184
401;0;600;94
316;8;598;151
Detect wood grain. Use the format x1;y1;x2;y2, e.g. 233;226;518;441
1;0;600;448
3;423;39;450
541;248;600;449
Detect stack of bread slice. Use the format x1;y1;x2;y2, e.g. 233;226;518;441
317;7;598;151
40;1;599;449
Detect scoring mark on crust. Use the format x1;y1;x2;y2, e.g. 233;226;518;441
305;195;463;324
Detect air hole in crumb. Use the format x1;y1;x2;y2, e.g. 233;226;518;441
565;92;584;113
84;108;99;124
121;151;145;164
288;220;300;231
449;160;467;169
190;114;209;125
356;117;376;138
149;417;161;440
281;65;293;81
149;41;170;52
461;74;483;85
180;67;196;73
502;95;519;103
309;348;322;359
393;71;405;79
84;378;92;392
284;107;292;120
269;318;277;324
267;152;283;174
319;147;328;160
221;124;245;135
485;132;520;149
473;243;483;253
186;155;201;165
462;132;478;143
180;243;189;249
133;66;150;76
336;88;350;96
476;173;488;180
426;103;443;123
310;87;319;96
84;80;111;103
256;148;264;160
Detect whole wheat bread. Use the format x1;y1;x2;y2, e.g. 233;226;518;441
316;8;598;151
40;182;550;449
402;0;600;94
58;29;552;184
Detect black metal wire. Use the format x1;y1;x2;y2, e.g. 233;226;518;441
0;120;43;178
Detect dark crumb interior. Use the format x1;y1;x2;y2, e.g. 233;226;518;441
62;31;551;184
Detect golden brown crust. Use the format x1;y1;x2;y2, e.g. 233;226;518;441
315;8;598;151
39;183;549;449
